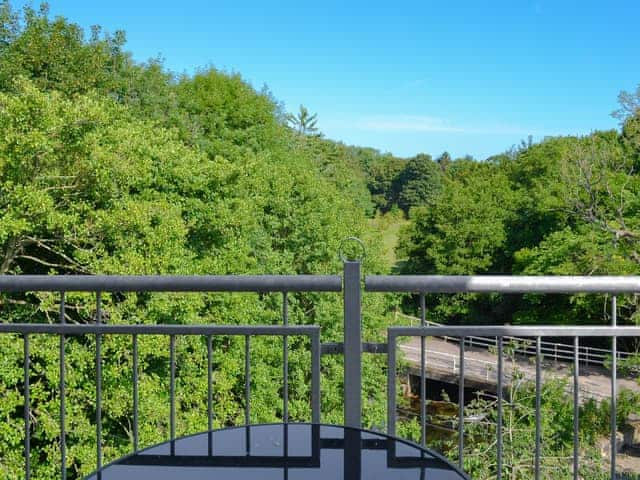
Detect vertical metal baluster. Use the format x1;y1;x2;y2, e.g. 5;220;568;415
133;334;139;452
170;335;176;455
497;336;503;480
611;296;617;480
207;334;213;456
574;336;579;480
387;333;397;437
420;293;426;448
245;335;251;425
96;292;102;476
458;336;465;469
311;332;321;424
24;334;30;480
535;337;541;480
245;335;251;455
585;346;589;367
282;291;290;469
284;421;289;480
283;292;289;424
60;292;67;480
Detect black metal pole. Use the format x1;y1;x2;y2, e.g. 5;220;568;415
343;261;361;428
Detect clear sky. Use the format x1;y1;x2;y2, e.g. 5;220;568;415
11;0;640;159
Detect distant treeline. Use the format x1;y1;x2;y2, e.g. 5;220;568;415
358;101;640;334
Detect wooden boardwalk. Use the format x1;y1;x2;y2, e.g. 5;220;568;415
400;336;639;401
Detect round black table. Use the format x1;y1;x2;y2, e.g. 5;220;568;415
85;423;469;479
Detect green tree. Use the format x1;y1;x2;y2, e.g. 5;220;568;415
0;3;128;95
393;153;442;214
0;6;392;477
360;149;406;212
286;104;319;135
614;83;640;150
399;161;515;276
436;151;452;172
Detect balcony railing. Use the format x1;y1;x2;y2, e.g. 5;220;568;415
367;274;640;480
0;274;335;479
1;264;639;479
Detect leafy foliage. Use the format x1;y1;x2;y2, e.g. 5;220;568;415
0;4;390;478
397;349;637;479
396;108;640;330
393;153;442;215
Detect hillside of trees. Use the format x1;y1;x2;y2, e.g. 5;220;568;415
0;4;391;477
2;2;640;479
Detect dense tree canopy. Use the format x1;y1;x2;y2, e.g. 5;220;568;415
395;116;640;328
0;4;389;478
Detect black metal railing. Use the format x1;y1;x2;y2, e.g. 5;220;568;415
0;274;336;479
2;266;640;479
367;274;640;480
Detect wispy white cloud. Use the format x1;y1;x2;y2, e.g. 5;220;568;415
356;115;464;133
354;114;549;136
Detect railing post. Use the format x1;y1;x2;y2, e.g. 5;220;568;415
344;261;362;428
611;295;617;479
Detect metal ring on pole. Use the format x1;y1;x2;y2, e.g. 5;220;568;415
339;237;366;263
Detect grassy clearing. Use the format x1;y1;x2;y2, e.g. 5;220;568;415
365;210;409;271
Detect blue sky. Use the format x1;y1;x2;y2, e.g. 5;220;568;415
11;0;640;159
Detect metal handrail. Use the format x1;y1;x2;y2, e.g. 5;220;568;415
368;274;640;480
366;275;640;293
0;274;342;292
0;276;333;480
387;325;640;480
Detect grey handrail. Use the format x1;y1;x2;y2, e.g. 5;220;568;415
366;275;640;293
0;274;342;292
